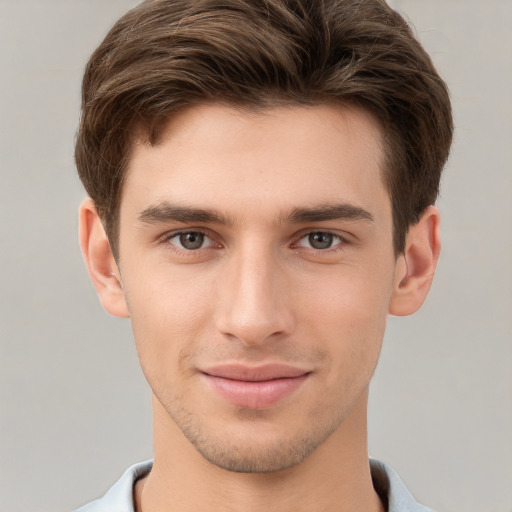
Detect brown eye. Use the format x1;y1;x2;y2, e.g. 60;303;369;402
308;232;334;249
178;232;205;250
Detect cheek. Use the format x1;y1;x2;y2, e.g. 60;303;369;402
301;263;392;330
124;258;213;327
121;265;213;379
300;266;391;377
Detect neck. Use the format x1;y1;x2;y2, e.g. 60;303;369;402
135;392;384;512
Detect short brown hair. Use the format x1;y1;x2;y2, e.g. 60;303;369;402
75;0;453;256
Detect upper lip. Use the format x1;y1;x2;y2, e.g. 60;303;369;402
202;364;311;382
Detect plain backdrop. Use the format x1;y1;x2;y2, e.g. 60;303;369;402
0;1;511;511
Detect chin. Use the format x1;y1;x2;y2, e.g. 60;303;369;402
191;436;321;474
177;410;344;474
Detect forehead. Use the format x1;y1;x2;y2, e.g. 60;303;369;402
122;103;389;222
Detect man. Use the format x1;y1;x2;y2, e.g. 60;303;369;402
74;0;452;510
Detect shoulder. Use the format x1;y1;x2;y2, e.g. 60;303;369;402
370;459;435;512
73;460;153;512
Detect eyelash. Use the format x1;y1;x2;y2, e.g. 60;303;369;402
160;230;219;254
159;230;349;255
294;232;346;253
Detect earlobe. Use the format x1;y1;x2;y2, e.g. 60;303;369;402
388;205;441;316
79;198;129;318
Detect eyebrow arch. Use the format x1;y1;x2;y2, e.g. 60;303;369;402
138;202;231;226
286;203;374;224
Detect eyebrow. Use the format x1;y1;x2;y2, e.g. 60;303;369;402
286;203;374;224
137;201;373;226
138;202;232;225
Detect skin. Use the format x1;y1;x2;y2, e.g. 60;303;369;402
80;103;440;512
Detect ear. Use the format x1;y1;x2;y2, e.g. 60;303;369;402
79;198;129;318
388;205;441;316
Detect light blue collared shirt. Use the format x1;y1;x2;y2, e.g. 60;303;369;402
75;459;434;512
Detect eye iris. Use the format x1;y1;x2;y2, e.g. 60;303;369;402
309;232;333;249
179;232;204;250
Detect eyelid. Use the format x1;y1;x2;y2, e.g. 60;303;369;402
160;228;220;251
157;227;351;254
292;230;348;251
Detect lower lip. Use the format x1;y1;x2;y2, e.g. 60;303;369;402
203;374;309;409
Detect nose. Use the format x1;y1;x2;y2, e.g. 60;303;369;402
214;245;295;346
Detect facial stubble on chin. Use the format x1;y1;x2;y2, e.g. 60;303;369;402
160;392;347;474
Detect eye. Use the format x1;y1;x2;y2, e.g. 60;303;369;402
296;232;343;250
168;231;212;250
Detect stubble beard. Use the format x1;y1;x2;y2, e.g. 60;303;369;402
161;395;345;474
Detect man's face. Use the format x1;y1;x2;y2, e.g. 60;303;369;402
117;103;399;472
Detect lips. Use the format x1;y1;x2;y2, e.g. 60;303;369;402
201;364;311;409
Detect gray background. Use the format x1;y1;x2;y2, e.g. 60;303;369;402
0;1;510;511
